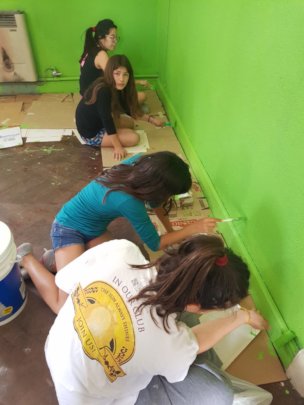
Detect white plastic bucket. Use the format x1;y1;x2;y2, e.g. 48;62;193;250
0;221;27;325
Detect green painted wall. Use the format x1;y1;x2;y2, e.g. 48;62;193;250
156;0;304;365
0;0;158;93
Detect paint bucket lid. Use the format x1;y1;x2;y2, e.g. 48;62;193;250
0;221;17;279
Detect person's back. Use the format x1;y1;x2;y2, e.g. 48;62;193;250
45;240;198;403
79;49;102;96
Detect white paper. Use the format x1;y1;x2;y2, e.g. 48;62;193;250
199;305;260;369
24;129;63;142
125;130;150;153
0;126;23;149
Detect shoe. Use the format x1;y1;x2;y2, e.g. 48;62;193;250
40;249;56;273
16;243;33;280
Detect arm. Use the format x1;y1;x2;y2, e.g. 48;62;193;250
192;309;269;353
135;79;149;87
138;113;164;127
104;133;127;160
159;217;220;250
97;87;126;160
153;206;174;233
94;50;109;71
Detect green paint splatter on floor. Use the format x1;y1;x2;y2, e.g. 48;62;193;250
24;146;64;154
257;351;264;360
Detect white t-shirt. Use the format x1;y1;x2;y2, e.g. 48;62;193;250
45;240;199;404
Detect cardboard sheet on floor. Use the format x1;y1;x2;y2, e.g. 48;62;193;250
22;101;76;129
227;331;286;385
15;94;41;103
0;102;25;127
145;126;186;158
101;148;122;168
39;93;73;102
145;90;166;115
0;95;16;102
73;93;82;105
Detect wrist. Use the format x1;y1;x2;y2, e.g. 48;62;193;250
239;306;251;324
147;115;152;123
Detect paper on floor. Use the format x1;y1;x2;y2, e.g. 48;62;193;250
22;129;63;142
125;130;150;153
199;306;260;370
0;126;23;149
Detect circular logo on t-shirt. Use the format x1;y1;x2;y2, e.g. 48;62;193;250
72;281;135;382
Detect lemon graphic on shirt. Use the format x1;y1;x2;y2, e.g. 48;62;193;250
84;302;117;352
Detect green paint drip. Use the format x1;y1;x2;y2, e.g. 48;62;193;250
257;351;264;360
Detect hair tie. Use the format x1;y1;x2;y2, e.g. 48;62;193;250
215;255;228;266
91;26;96;32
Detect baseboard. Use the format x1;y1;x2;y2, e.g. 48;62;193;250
156;79;299;367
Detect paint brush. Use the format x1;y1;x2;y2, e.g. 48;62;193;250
220;217;244;223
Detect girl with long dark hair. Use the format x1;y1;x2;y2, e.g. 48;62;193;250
76;54;163;160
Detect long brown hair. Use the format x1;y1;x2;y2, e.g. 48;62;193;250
97;151;192;207
84;54;140;120
131;235;250;332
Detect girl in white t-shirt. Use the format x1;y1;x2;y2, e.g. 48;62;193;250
45;235;271;405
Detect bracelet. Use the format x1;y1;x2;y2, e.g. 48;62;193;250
239;306;251;324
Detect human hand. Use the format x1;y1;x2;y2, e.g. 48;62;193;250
149;115;165;127
113;146;127;161
239;308;269;330
137;79;149;87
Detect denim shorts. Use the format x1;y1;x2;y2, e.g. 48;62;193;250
51;220;93;250
80;128;106;146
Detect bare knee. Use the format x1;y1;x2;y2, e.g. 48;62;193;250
118;129;139;147
124;130;139;146
137;91;146;104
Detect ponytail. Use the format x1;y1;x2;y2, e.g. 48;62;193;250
79;27;96;64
